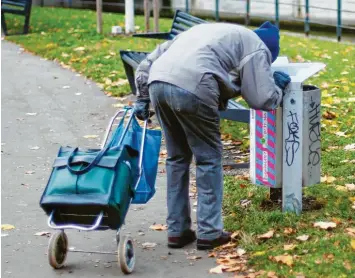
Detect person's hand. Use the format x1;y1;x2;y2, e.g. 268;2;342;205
273;71;291;93
134;98;150;121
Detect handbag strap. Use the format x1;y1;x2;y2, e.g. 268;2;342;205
66;145;110;175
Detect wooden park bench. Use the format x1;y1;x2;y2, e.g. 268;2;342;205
1;0;32;36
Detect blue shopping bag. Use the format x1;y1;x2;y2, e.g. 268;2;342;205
109;110;162;204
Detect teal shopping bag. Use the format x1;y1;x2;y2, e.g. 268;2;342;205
39;144;139;229
109;114;162;204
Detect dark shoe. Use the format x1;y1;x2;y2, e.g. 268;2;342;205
196;231;232;250
168;229;196;248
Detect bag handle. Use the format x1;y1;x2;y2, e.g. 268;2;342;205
66;145;110;175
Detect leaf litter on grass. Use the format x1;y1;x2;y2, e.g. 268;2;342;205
6;7;355;277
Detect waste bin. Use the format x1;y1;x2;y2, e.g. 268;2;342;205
250;57;326;214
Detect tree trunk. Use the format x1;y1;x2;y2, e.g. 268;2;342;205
144;0;150;32
153;0;159;32
96;0;103;34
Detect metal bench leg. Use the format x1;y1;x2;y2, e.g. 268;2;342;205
1;11;8;36
122;60;137;95
23;4;32;34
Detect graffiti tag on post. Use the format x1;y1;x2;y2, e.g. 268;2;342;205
285;111;300;166
308;98;321;166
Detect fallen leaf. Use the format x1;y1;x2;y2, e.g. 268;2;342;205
344;144;355;151
295;55;305;62
237;247;246;256
284;244;297;250
323;253;334;261
322;111;336;120
335;131;347;137
26;113;37;116
296;235;309;241
295;274;305;278
149;224;168;231
267;271;278;278
253;251;266;256
25;170;35;175
272;255;293;266
142;242;157;249
83;135;98;139
30;146;40;150
112;79;128;87
344;260;352;270
209;265;226;274
345;227;355;237
284;227;295;235
74;46;85;51
1;224;15;231
208;252;217;258
314;221;337;230
351;239;355;250
257;230;274;239
225;266;241;272
187;255;201;260
335;185;348;192
315;259;322;264
231;231;240;240
341;71;349;75
321;82;329;89
34;231;51;237
345;184;355;191
321;176;336;184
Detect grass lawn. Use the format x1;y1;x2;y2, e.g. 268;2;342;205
5;7;355;277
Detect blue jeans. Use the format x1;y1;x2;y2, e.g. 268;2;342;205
149;81;223;240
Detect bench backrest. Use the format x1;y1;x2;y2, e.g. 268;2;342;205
1;0;31;6
169;10;207;39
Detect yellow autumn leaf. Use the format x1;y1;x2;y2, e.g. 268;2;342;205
1;224;15;231
284;244;297;251
74;46;85;51
351;239;355;250
253;251;266;256
273;255;293;266
343;86;350;93
83;135;98;139
321;176;336;184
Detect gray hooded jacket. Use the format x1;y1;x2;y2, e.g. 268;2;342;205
135;23;282;111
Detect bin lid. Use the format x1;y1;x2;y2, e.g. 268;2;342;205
271;58;326;83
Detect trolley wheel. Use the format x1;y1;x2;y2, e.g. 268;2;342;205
48;231;68;269
117;235;135;274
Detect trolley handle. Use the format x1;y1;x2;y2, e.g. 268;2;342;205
47;210;104;231
102;106;149;177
